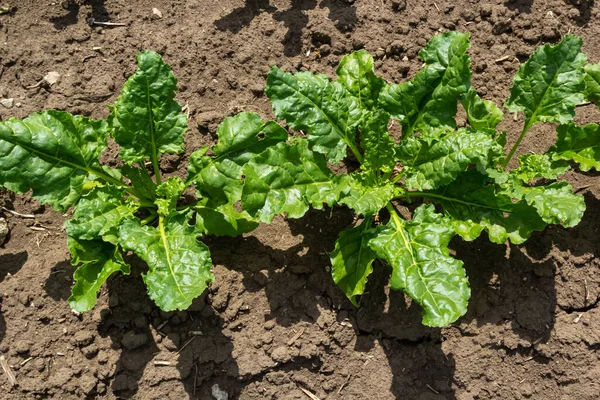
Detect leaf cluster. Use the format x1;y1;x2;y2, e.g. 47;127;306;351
238;32;599;327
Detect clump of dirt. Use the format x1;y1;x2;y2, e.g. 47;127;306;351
1;1;599;399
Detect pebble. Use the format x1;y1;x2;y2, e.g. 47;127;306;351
121;331;148;350
0;217;8;245
270;346;291;363
0;98;13;108
74;331;95;347
212;383;229;400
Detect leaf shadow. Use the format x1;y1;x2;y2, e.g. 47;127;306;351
214;0;357;56
0;251;28;346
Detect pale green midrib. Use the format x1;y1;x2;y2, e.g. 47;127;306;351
144;74;162;184
504;51;572;168
0;131;132;194
385;204;441;313
275;74;364;163
405;191;513;213
158;216;188;302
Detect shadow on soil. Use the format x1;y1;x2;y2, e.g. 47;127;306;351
44;191;600;398
50;0;108;30
0;251;28;345
214;0;357;56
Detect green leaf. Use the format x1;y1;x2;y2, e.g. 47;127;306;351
194;201;258;237
424;170;547;244
367;204;469;327
187;113;288;206
242;139;344;222
398;130;499;190
513;153;569;182
65;183;137;240
330;218;377;306
109;51;187;164
118;211;214;311
154;177;186;216
121;165;157;201
339;172;396;216
460;88;504;136
266;67;362;163
502;179;585;228
505;34;586;129
550;122;600;171
360;110;396;173
68;237;130;312
379;32;471;137
0;111;109;212
336;50;385;112
583;64;600;105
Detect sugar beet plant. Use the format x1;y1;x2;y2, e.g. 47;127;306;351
0;51;288;312
239;32;600;327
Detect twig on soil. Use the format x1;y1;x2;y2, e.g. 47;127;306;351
88;18;128;27
153;360;172;366
297;385;321;400
433;3;440;12
287;328;305;346
1;207;35;219
495;55;511;63
576;101;592;108
29;226;47;232
19;357;33;366
0;355;17;387
189;330;203;336
193;364;198;397
574;184;593;194
426;384;440;394
337;374;352;394
584;279;590;302
176;336;196;354
574;313;584;323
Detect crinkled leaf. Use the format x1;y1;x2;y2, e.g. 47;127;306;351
379;32;471;137
187;113;288;206
360;110;396;173
118;212;214;311
65;183;137;240
121;165;157;201
68;237;130;312
427;170;546;244
0;111;109;212
155;177;186;216
336;50;385;112
550;122;600;171
513;153;569;182
266;67;361;163
242;140;344;222
109;51;187;164
503;180;585;228
367;204;470;327
398;130;499;190
505;35;586;129
583;64;600;105
194;202;258;237
460;88;504;136
331;218;376;306
339;172;395;216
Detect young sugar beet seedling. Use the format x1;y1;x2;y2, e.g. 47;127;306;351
238;32;600;327
0;51;288;312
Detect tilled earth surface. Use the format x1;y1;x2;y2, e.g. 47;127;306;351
0;0;599;399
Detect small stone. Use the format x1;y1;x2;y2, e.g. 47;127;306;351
567;8;580;19
79;374;97;395
264;320;276;330
271;346;291;363
81;344;99;359
0;98;13;108
121;331;148;350
0;217;8;245
74;331;95;347
14;340;32;354
211;383;229;400
392;0;406;12
97;350;109;364
152;7;162;18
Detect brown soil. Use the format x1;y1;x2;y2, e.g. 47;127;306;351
1;0;600;399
